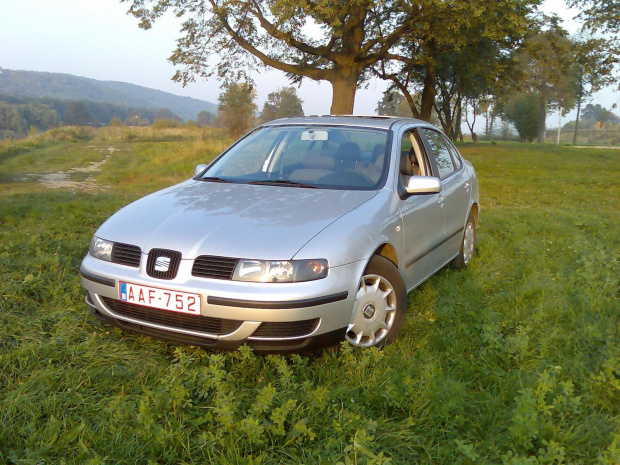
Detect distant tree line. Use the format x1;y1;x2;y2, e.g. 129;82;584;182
0;94;217;139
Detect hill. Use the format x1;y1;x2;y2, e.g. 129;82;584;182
0;69;217;121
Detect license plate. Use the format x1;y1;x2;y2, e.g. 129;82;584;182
119;282;201;316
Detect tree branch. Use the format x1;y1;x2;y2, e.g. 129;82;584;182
247;0;337;61
209;0;328;80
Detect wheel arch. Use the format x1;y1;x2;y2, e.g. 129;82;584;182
372;242;399;268
470;203;479;226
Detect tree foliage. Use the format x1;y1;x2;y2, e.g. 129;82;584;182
154;108;182;122
373;0;539;129
62;101;99;126
260;87;304;123
376;90;411;117
582;103;620;123
125;0;429;114
0;100;60;139
217;82;257;137
124;0;541;115
570;36;618;143
570;0;620;40
197;110;216;127
502;92;540;142
511;22;579;142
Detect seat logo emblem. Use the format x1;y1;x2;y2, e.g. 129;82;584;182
154;256;171;272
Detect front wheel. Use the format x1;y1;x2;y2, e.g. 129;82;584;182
452;213;475;269
345;255;407;348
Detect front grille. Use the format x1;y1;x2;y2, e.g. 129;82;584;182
111;243;142;267
252;318;320;338
192;255;238;280
146;249;182;280
101;297;243;335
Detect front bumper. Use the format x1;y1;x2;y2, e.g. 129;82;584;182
80;254;366;352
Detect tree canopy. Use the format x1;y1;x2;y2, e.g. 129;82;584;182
376;90;411;117
570;0;620;39
217;82;257;137
260;87;304;123
502;92;540;142
125;0;422;114
124;0;539;116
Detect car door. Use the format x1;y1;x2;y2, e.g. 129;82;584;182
397;127;448;290
419;128;471;259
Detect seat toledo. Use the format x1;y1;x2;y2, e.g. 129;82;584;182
80;116;479;352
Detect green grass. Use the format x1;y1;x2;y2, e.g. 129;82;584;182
0;131;619;464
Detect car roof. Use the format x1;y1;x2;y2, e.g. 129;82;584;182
261;115;430;130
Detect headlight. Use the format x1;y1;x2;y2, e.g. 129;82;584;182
89;236;113;262
233;259;328;283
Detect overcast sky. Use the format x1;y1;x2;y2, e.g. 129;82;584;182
1;0;618;125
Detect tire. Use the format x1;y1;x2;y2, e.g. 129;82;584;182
452;212;475;269
345;255;407;348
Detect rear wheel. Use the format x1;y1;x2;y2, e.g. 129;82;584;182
345;255;406;348
452;212;475;269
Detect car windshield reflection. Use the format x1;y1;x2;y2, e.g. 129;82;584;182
201;126;390;190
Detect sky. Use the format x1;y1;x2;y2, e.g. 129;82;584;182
1;0;618;126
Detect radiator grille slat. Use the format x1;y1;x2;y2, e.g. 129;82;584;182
111;243;141;268
192;255;238;280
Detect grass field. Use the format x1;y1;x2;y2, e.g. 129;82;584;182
0;128;619;464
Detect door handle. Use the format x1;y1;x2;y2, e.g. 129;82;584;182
464;182;470;190
438;195;445;207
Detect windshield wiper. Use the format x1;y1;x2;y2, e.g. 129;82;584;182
200;176;237;184
248;179;318;189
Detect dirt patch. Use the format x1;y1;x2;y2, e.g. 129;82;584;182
35;146;119;192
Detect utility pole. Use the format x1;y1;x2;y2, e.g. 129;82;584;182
557;107;562;145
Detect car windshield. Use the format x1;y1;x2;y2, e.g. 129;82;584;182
200;125;390;190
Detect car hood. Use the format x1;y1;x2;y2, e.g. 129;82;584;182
97;180;377;259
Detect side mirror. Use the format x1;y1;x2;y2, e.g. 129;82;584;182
194;164;209;176
405;176;442;195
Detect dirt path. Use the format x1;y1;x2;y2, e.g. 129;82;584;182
573;145;620;150
37;146;119;192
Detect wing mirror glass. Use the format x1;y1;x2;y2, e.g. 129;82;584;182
405;176;442;195
194;164;209;176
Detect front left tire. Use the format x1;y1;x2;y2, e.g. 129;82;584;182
345;255;407;348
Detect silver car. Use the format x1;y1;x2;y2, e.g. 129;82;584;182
80;116;479;352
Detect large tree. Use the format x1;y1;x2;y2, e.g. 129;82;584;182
217;82;257;137
124;0;428;114
376;90;411;117
260;87;304;123
502;92;540;142
373;0;539;124
570;37;617;144
514;22;579;143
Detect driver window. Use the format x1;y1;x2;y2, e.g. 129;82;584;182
399;130;426;182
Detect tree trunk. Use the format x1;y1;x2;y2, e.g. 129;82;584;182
572;79;583;145
456;96;463;142
419;60;436;122
465;100;478;144
330;76;358;115
537;94;547;143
